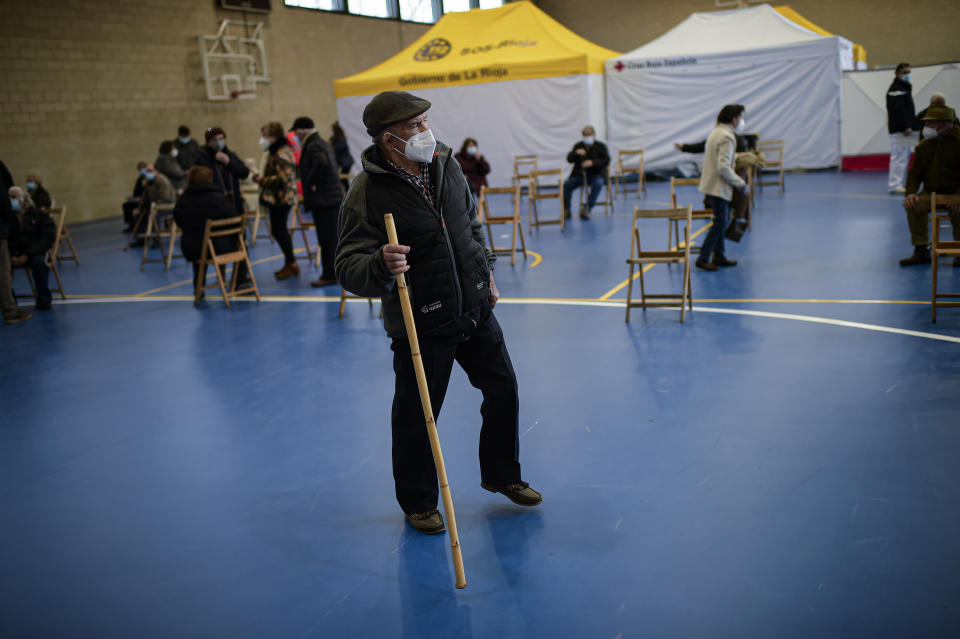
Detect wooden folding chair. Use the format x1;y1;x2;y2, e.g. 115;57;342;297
338;288;380;318
577;171;614;216
14;208;66;302
194;215;260;308
527;168;564;232
140;203;182;271
615;149;646;199
47;205;79;265
931;193;960;323
289;203;320;268
478;184;526;266
625;205;693;323
669;177;714;252
756;140;785;194
512;155;538;199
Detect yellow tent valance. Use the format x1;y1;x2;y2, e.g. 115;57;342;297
334;1;619;98
774;5;866;64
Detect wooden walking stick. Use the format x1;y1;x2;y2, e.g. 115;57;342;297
384;213;467;590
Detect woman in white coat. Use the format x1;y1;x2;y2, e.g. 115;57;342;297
697;104;748;271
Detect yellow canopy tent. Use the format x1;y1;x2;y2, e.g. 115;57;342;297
774;5;867;68
335;1;620;187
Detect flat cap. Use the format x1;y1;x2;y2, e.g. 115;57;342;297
363;91;431;137
921;105;955;121
291;116;315;130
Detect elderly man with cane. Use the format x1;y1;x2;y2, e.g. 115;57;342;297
336;91;542;541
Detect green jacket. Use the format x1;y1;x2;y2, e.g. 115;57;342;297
335;142;495;339
906;125;960;196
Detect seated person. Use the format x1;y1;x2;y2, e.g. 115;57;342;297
7;187;55;311
24;175;52;209
174;125;201;170
454;138;490;196
900;104;960;266
563;125;610;220
155;140;187;192
123;161;149;233
172;166;249;295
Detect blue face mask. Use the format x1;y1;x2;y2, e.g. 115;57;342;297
10;198;21;212
145;172;156;182
140;168;149;178
178;137;190;144
26;181;36;191
902;73;911;83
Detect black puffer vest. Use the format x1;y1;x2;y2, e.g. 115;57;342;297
362;144;491;339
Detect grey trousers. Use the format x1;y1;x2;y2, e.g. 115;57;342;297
0;239;18;316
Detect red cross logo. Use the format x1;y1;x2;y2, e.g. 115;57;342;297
614;60;625;72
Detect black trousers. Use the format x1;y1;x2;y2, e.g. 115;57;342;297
390;312;521;514
310;204;339;279
268;203;295;264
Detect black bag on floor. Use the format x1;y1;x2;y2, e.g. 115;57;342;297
725;218;748;242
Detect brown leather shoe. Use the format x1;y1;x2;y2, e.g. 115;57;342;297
406;509;445;534
4;309;32;325
481;481;543;506
274;262;300;280
310;277;337;288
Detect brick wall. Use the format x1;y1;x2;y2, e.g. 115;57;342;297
0;0;430;222
537;0;958;68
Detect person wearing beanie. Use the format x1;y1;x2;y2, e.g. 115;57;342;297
293;115;343;287
336;90;541;536
900;104;960;266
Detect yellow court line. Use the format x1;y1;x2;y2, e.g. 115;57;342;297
527;250;542;268
598;222;713;300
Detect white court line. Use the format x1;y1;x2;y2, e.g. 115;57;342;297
51;296;960;344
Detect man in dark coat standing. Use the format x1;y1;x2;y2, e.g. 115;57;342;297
336;91;541;536
193;126;250;217
294;116;344;287
886;62;916;194
8;186;55;311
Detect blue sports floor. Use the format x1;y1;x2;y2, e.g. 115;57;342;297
2;171;959;638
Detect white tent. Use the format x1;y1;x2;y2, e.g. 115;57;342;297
842;62;960;169
334;2;618;188
605;4;854;172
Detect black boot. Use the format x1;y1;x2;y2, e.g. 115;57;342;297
899;245;931;266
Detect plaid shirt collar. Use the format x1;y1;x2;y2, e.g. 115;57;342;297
382;152;435;206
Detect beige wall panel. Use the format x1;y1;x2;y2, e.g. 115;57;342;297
0;0;429;222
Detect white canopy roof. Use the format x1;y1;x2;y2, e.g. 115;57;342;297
618;4;848;61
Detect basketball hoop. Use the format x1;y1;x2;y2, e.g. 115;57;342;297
230;89;257;100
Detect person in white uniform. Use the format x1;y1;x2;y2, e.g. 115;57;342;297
886;63;916;194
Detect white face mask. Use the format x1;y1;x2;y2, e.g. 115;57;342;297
583;136;595;146
259;137;270;151
388;129;437;163
736;118;746;132
171;148;179;158
214;139;226;151
922;126;939;139
466;146;478;156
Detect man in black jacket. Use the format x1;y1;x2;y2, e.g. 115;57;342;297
193;126;250;217
174;125;201;171
563;125;610;220
293;116;344;287
886;63;916;194
336;91;541;535
1;161;31;323
8;187;55;311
